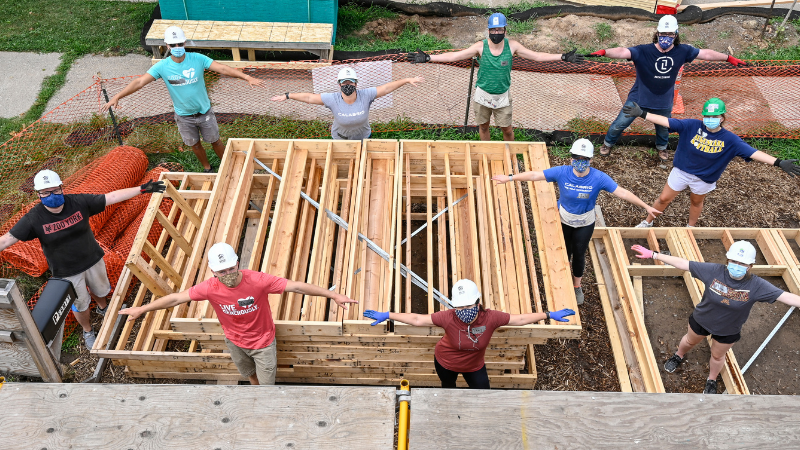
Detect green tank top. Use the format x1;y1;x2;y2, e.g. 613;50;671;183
476;38;512;95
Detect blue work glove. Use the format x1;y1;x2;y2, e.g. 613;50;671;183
549;309;576;322
364;310;390;326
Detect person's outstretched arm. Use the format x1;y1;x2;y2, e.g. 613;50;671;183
621;103;670;127
101;74;157;111
631;245;691;271
270;92;324;105
409;42;481;63
749;151;800;177
612;187;662;219
105;181;166;206
588;47;632;60
364;310;435;327
697;48;747;67
776;291;800;308
513;41;582;63
491;170;546;184
119;290;193;321
285;281;357;310
376;77;424;98
0;233;19;253
209;61;266;88
507;309;574;325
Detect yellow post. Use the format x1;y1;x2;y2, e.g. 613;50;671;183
397;379;410;450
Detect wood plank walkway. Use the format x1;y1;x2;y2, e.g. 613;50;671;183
0;383;394;449
410;389;800;449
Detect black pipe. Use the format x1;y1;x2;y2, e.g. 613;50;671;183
101;88;124;146
462;57;476;136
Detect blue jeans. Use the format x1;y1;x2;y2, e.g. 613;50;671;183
604;100;673;150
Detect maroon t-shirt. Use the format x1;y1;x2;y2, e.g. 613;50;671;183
431;308;510;373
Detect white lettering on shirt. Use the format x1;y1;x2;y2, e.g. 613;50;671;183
221;303;259;316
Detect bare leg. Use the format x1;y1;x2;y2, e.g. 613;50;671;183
676;323;705;358
708;339;734;381
478;122;491;141
191;142;212;170
646;183;681;223
500;126;514;142
73;309;93;332
88;290;108;310
248;374;259;385
572;275;582;288
687;192;707;227
210;139;226;160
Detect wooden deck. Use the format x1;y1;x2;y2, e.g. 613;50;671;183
409;389;800;449
0;383;394;449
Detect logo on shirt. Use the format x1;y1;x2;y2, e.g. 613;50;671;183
42;211;84;235
690;133;725;154
221;300;259;316
577;193;590;199
655;56;674;74
337;111;365;117
709;279;750;305
456;325;486;350
167;67;199;86
183;68;195;79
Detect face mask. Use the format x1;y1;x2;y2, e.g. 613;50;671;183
41;193;65;208
703;117;721;130
454;304;479;324
658;36;675;50
169;46;186;58
489;32;505;44
572;159;590;173
216;271;240;288
727;262;748;279
340;84;356;96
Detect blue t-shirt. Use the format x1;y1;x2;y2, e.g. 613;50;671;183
627;43;700;110
543;166;618;215
147;53;214;116
669;118;757;184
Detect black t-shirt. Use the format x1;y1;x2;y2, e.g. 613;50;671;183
10;194;106;277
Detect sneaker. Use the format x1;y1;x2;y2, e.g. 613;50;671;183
83;330;97;350
703;379;717;395
96;305;108;317
574;287;584;305
664;353;684;373
202;166;216;173
635;220;654;228
599;143;612;157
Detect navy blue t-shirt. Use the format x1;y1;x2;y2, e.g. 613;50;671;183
627;43;700;110
543;166;618;215
669;118;757;184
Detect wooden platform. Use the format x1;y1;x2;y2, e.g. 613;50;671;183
145;19;334;61
563;0;659;12
0;383;394;449
92;139;580;388
409;389;800;449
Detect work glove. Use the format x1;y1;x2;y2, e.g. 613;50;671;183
561;49;584;63
407;48;430;64
586;49;606;57
776;159;800;177
622;102;647;119
140;180;167;194
549;309;576;322
727;55;748;67
364;310;391;326
631;244;654;259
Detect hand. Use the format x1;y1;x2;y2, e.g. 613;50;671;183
631;244;653;259
364;310;390;326
246;76;266;88
645;206;663;217
406;76;425;86
622;102;644;119
549;308;575;322
407;48;430;64
332;294;358;310
101;98;119;112
587;49;606;57
561;49;584;63
491;174;511;184
119;306;144;322
778;159;800;177
140;180;166;194
270;94;287;102
727;55;748;67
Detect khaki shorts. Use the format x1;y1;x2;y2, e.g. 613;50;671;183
174;108;220;146
225;338;277;385
472;92;513;127
64;258;111;312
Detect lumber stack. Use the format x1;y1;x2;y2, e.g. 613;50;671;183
93;139;580;388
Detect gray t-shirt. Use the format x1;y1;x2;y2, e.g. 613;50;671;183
690;261;783;336
321;87;378;140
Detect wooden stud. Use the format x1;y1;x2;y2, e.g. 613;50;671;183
426;143;434;313
286;160;320;320
464;143;482;290
405;152;412;313
481;155;505;312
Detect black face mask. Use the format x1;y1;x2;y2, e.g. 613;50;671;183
489;33;505;44
340;84;356;96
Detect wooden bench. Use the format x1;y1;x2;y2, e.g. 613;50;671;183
145;19;334;62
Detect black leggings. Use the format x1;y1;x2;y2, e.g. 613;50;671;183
561;222;596;278
434;357;491;389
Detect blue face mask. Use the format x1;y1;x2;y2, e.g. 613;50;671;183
703;117;722;130
572;159;590;173
41;193;65;208
658;36;675;50
727;262;748;279
169;46;186;58
454;304;479;324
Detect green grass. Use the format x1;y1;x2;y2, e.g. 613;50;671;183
740;43;800;61
746;137;800;160
507;19;537;36
61;330;81;353
335;20;452;52
594;23;613;43
337;2;398;37
496;0;553;15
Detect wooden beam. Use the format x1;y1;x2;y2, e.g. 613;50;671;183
464;143;482;290
426;143;434;314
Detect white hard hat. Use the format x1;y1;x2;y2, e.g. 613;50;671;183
657;15;679;33
726;241;756;265
570;138;594;158
207;242;238;271
34;170;63;191
451;279;481;307
164;26;186;44
337;67;358;83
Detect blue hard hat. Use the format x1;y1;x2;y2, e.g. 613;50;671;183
488;13;507;29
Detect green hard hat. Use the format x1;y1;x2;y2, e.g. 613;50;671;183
702;98;726;116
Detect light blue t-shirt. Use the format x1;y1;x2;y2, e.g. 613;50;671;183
147;53;214;116
543;165;618;215
320;87;378;140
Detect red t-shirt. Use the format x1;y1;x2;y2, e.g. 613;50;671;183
430;308;510;373
188;270;287;349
